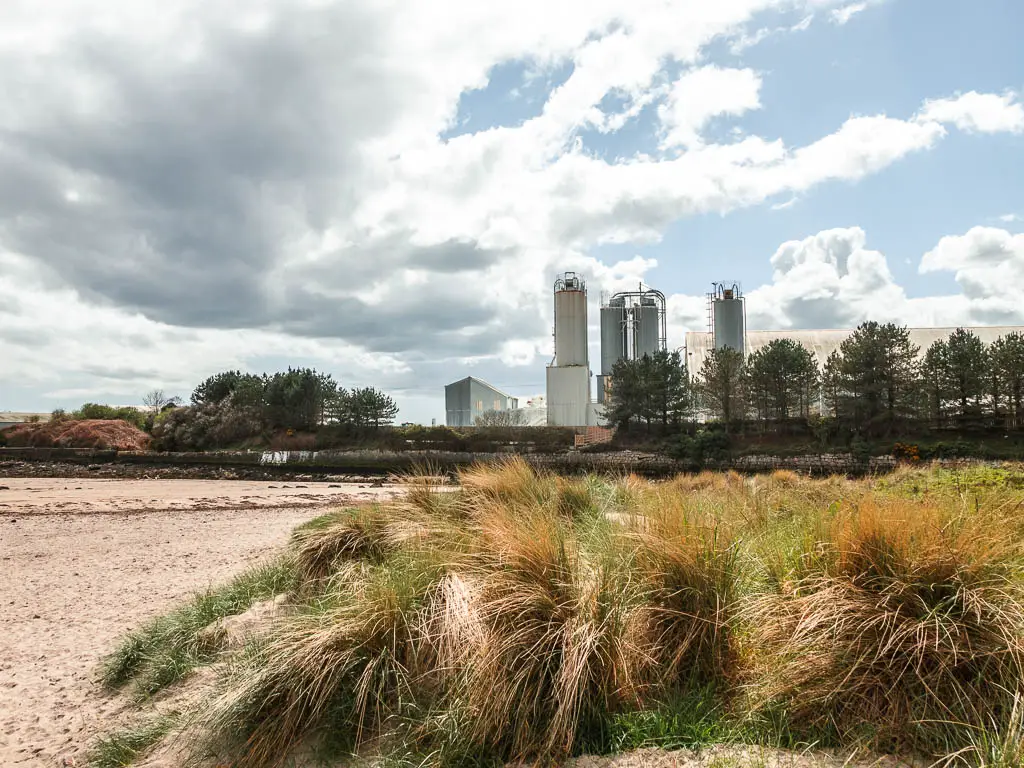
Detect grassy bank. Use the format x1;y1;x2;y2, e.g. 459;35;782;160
98;461;1024;767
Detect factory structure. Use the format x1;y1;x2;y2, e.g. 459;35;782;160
444;377;519;428
444;270;1024;428
596;285;667;404
445;271;668;428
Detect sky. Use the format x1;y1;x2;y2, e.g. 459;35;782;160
1;0;1023;424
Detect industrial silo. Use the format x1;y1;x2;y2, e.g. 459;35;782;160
712;283;746;355
547;272;592;426
554;272;588;367
634;296;660;358
600;296;627;375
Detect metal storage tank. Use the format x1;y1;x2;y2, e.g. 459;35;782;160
554;273;588;367
712;284;746;355
634;296;660;359
599;296;626;376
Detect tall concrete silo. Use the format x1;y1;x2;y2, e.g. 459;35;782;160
547;272;592;426
710;282;746;355
553;272;588;367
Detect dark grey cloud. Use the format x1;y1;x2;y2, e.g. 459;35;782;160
0;3;531;360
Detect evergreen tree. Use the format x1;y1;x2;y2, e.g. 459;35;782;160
943;328;989;421
696;347;745;427
191;370;264;406
991;333;1024;424
605;351;690;430
921;339;948;426
821;349;844;420
347;387;399;428
836;322;920;435
744;339;818;424
262;368;338;430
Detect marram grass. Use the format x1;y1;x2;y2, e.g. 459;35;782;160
103;458;1024;767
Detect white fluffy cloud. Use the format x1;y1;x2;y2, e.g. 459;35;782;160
917;91;1024;134
920;227;1024;324
661;225;1024;335
745;227;913;330
658;66;763;149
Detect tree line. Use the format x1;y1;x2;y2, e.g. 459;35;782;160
606;324;1024;438
190;368;399;431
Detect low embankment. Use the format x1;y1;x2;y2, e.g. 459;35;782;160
0;446;900;480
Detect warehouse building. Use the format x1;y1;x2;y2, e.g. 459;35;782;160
444;377;519;427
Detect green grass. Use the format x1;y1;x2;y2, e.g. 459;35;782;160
88;713;177;768
100;557;298;696
584;687;732;754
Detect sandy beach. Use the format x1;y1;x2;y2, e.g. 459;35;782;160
0;478;398;767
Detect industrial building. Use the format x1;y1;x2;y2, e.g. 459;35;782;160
444;377;519;427
597;285;667;403
707;282;746;355
441;273;1024;430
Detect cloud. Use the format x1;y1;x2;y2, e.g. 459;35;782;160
917;91;1024;134
920;227;1024;323
830;2;868;24
658;66;763;149
771;197;799;210
999;213;1021;223
744;227;912;329
1;0;1022;419
659;225;1024;335
0;252;410;401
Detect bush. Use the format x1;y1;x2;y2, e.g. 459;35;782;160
150;400;265;451
673;429;732;468
73;403;147;430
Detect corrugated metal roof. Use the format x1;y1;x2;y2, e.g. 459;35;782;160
683;326;1024;376
444;376;515;400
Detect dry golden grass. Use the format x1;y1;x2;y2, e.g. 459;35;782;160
106;460;1024;768
744;495;1024;754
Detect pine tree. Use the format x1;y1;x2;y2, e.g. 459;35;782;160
991;333;1024;425
696;347;745;427
606;351;690;430
943;328;988;421
921;339;948;427
821;349;844;420
837;322;920;435
744;339;819;424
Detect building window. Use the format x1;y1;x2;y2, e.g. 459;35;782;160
475;400;483;412
494;399;500;410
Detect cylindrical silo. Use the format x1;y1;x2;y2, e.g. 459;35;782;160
554;273;588;367
634;296;660;359
713;288;745;355
600;297;626;375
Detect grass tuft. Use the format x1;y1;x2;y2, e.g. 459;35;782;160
745;496;1024;756
100;557;298;696
88;713;177;768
